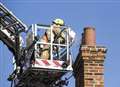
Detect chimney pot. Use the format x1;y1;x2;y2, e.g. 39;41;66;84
83;27;96;46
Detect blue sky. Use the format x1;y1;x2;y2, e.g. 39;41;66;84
0;0;120;87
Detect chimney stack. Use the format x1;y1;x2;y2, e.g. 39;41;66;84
74;27;107;87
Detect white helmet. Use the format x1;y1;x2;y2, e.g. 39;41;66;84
52;18;65;26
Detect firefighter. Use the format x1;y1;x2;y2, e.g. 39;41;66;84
40;18;65;59
51;18;65;44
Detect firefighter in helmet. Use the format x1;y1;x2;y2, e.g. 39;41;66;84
40;18;65;59
53;19;65;43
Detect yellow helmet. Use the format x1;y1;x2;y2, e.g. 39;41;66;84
53;18;64;26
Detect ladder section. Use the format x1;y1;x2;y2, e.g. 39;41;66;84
0;3;27;54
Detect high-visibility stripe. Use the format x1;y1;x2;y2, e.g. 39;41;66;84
41;60;50;66
34;59;64;68
53;60;61;66
35;60;41;65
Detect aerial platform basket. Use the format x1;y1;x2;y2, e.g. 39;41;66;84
26;24;73;71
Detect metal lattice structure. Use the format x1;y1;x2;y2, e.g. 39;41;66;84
0;3;26;52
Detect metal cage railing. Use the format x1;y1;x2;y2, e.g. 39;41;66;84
29;24;72;68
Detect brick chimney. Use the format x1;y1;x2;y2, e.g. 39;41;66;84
73;27;107;87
